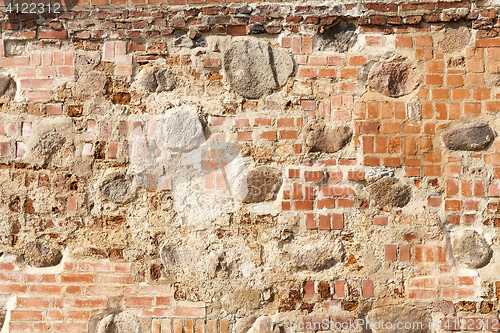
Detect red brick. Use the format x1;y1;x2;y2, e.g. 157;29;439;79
11;310;43;321
170;308;205;318
39;30;68;39
61;273;93;284
373;215;388;225
98;274;132;284
17;297;50;308
29;285;61;294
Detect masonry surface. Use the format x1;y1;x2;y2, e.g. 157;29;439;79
1;0;500;332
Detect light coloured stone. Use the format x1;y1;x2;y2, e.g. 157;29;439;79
73;72;107;100
97;312;141;333
368;56;420;97
453;230;492;269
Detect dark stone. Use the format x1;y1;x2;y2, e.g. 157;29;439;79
367;177;411;208
249;24;266;34
306;125;352;153
442;122;496;151
453;230;492;269
367;56;420;97
224;40;293;99
24;239;63;268
136;66;176;93
100;173;136;203
0;75;16;97
317;22;357;52
367;305;431;333
243;166;282;203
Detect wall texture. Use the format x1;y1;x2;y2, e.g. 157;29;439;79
1;0;500;332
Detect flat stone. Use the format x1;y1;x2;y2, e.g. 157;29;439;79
247;316;280;333
73;72;107;100
24;239;63;268
224;40;293;99
243;166;282;203
316;21;357;52
367;177;411;208
368;56;420;97
452;230;492;269
0;75;16;97
306;125;352;153
157;105;205;153
367;305;431;333
99;173;136;203
97;312;141;333
136;66;176;93
442;122;496;151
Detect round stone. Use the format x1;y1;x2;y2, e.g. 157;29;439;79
442;122;496;151
367;177;411;208
367;56;420;97
452;230;492;269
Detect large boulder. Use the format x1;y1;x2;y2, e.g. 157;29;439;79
73;72;107;100
0;75;16;97
243;166;282;203
452;230;492;269
442;122;495;151
306;125;353;153
367;177;411;208
367;305;431;333
367;56;420;97
97;312;141;333
135;66;176;93
24;239;63;268
224;40;293;99
157;105;205;153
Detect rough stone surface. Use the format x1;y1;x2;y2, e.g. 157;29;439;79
34;132;66;156
367;56;420;97
439;24;471;53
291;238;344;271
306;125;353;153
367;305;431;333
0;75;16;97
99;173;136;203
157;105;205;152
75;52;101;73
247;316;280;333
367;177;411;208
442;122;496;151
224;40;293;99
97;312;141;333
73;72;108;100
453;230;492;269
243;166;282;203
23;239;63;268
135;66;176;93
316;21;357;52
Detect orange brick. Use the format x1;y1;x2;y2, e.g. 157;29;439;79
426;74;443;85
466;60;484;72
396;36;412;47
446;75;464;86
451;89;469;100
427;61;444;72
415;35;433;47
473;88;490;100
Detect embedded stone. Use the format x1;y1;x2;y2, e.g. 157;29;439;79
439;24;471;53
97;312;141;333
367;305;431;333
442;122;496;151
367;177;411;208
224;40;293;99
157;105;205;152
316;22;357;52
247;316;280;333
136;66;176;93
306;125;353;153
100;173;136;203
0;75;16;97
452;230;492;269
75;52;101;73
293;241;344;271
24;239;63;268
34;132;66;156
73;72;107;100
367;57;420;97
243;166;282;203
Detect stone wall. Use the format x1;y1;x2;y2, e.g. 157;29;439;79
1;0;500;332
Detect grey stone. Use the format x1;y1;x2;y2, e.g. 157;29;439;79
97;312;141;333
247;317;280;333
316;22;357;52
243;166;282;203
24;239;63;268
100;173;136;203
367;177;411;208
406;100;422;121
73;72;107;100
442;122;496;151
0;75;16;97
453;230;492;269
34;132;66;156
136;66;176;93
157;105;205;152
224;40;293;99
368;56;420;97
306;125;353;153
174;35;207;48
367;305;431;333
